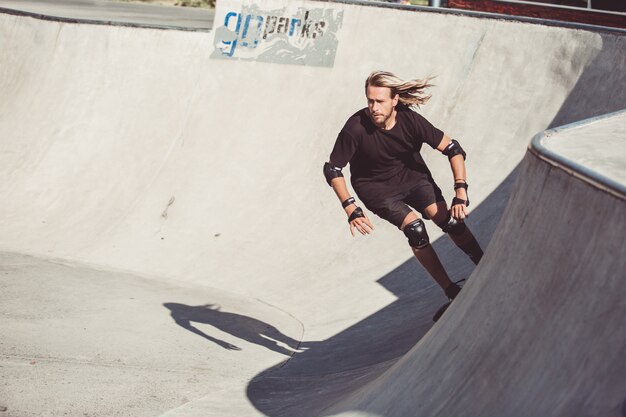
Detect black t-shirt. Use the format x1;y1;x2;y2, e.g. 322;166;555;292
329;105;444;204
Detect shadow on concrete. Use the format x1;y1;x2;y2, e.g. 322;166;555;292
163;302;301;356
245;166;520;417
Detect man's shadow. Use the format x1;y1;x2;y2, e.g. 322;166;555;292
163;302;302;356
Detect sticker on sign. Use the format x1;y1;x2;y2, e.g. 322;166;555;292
211;1;344;67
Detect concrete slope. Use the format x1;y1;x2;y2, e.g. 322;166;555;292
322;111;626;417
0;0;625;416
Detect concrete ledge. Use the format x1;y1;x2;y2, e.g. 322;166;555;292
0;2;212;31
530;110;626;200
1;0;626;33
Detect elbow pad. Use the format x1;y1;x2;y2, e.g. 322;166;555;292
323;162;344;186
442;139;466;161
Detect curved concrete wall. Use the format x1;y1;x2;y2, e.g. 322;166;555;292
1;0;624;319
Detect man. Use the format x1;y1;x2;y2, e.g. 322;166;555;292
324;71;483;322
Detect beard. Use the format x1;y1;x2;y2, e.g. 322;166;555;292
369;108;393;127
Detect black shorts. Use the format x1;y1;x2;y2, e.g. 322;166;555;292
364;179;445;229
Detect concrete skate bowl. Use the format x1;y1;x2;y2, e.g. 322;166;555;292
0;0;625;416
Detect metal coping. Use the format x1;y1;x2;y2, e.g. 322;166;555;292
0;0;625;34
528;110;626;201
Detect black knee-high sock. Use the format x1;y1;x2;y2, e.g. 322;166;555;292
458;237;483;265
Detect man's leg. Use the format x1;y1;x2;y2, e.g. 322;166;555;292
401;211;455;291
423;201;483;265
449;228;483;265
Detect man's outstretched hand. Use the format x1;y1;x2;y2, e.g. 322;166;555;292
451;185;470;220
451;202;469;221
347;206;375;236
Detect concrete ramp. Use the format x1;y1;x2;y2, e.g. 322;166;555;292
0;1;625;416
321;111;626;417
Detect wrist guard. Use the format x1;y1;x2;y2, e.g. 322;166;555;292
348;207;365;223
342;197;356;208
452;182;470;207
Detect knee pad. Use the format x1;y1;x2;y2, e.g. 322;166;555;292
440;213;467;236
403;219;430;249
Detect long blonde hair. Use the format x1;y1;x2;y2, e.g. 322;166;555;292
365;71;434;109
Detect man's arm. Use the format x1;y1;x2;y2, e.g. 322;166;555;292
174;318;241;350
325;163;374;236
437;134;470;220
